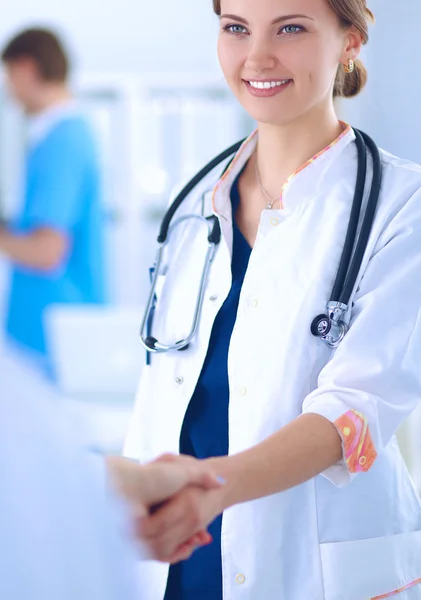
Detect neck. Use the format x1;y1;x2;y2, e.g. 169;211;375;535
255;104;344;199
27;85;72;116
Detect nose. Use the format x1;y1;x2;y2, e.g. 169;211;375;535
244;38;277;73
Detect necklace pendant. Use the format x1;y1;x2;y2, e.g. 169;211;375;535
266;201;273;210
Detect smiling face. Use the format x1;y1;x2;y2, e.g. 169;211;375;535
217;0;361;126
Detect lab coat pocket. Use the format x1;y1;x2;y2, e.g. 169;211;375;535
320;530;421;599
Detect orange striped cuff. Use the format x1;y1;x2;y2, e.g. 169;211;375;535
335;410;377;473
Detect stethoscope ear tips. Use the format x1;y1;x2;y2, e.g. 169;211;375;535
311;314;332;338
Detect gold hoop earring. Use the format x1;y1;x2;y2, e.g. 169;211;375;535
344;59;355;74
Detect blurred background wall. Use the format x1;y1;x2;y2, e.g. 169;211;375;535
341;0;421;163
0;0;221;74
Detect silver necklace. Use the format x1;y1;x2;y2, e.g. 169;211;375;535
254;158;279;210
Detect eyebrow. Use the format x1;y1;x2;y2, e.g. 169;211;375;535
220;14;314;25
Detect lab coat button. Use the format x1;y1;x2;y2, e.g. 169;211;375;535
209;295;218;302
236;574;246;584
239;387;247;396
250;298;259;308
175;376;184;385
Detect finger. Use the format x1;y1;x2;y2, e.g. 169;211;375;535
167;545;196;564
153;454;179;464
168;534;213;565
131;502;148;520
147;518;199;560
140;459;198;506
145;456;224;503
146;514;208;559
194;530;213;545
140;495;187;539
181;531;210;549
184;532;213;548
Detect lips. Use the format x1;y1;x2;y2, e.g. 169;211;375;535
247;79;292;90
243;78;293;97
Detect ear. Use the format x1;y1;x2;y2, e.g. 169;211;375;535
341;26;364;64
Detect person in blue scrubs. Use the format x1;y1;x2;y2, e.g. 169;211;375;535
164;170;251;600
0;28;105;376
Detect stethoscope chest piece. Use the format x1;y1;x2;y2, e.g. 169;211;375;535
309;128;382;349
311;302;349;349
311;314;332;337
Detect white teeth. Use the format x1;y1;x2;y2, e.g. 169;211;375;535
248;79;290;89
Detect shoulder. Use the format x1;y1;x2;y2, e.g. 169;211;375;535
378;149;421;219
373;149;421;247
380;149;421;193
40;114;97;157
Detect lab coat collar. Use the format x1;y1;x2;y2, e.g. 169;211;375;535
212;124;356;219
27;99;78;147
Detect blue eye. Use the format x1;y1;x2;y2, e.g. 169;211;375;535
280;24;304;35
223;24;248;35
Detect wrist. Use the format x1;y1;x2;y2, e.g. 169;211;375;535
207;455;243;511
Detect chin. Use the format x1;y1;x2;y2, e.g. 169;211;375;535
244;106;299;127
235;93;296;126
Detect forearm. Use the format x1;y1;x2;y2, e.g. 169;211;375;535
0;227;67;270
210;413;343;510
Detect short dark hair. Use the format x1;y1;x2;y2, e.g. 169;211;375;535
1;28;70;83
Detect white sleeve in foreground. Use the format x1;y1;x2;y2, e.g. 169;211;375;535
0;361;143;600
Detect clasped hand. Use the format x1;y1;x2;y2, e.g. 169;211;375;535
107;454;225;564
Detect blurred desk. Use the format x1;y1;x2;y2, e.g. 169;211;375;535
47;306;144;454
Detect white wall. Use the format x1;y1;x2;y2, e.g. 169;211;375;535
0;0;221;75
341;0;421;164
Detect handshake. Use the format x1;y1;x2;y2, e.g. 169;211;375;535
106;454;226;564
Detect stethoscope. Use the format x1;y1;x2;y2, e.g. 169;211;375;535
140;128;382;360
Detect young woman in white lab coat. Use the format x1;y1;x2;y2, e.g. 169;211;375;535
125;0;421;598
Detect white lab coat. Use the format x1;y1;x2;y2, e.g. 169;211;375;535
125;128;421;600
0;347;141;600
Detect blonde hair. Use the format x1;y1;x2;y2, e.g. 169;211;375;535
212;0;374;98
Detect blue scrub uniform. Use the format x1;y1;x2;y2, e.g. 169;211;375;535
164;172;252;600
6;115;105;374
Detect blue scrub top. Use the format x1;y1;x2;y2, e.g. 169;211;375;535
6;115;105;373
164;172;252;600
